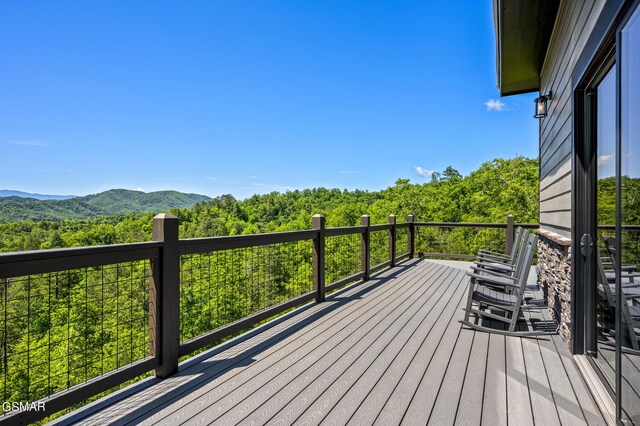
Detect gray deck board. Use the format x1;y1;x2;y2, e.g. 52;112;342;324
481;334;507;426
61;260;606;426
538;305;607;425
505;336;534;425
263;265;455;426
372;271;468;426
214;265;454;425
428;324;475;424
400;272;470;425
145;263;437;426
536;318;589;425
345;269;466;425
314;268;463;425
454;330;488;426
521;336;561;425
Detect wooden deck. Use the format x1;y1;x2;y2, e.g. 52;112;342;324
56;259;607;425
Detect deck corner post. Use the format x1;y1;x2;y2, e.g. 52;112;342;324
389;214;397;267
361;215;371;280
312;214;326;302
506;214;515;255
151;213;180;379
407;214;415;259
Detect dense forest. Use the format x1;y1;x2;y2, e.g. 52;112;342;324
0;189;211;223
0;156;540;421
0;156;538;253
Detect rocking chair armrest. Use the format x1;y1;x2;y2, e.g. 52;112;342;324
467;268;517;281
470;264;515;276
476;254;512;263
468;273;520;288
473;261;514;271
478;249;508;257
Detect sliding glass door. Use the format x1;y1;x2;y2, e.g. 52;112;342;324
577;3;640;423
619;7;640;422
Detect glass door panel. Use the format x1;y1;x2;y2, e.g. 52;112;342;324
594;65;617;391
620;6;640;423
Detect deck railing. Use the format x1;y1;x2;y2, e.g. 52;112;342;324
415;218;539;260
0;213;528;424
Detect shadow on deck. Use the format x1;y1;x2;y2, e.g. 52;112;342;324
55;259;606;425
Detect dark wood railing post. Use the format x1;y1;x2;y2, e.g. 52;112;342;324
389;214;396;267
361;215;371;280
312;214;326;302
151;213;180;378
506;214;515;255
407;214;415;259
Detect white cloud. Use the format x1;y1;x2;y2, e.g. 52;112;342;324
134;187;145;192
485;99;507;112
414;166;434;178
598;154;614;166
8;139;49;147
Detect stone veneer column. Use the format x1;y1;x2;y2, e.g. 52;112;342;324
537;229;573;344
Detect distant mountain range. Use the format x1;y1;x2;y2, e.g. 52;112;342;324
0;189;211;222
0;189;77;200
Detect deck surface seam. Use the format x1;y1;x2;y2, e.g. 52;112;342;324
127;262;434;425
63;261;608;426
213;263;456;425
145;263;441;425
262;266;458;426
350;269;469;425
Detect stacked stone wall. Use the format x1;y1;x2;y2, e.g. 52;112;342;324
537;230;572;343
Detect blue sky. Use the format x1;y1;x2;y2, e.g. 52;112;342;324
1;1;539;198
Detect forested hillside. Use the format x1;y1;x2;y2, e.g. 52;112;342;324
0;156;540;422
0;189;211;222
0;156;538;252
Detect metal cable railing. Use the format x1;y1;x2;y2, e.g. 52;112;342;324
414;222;538;260
179;240;313;345
1;262;151;409
325;233;361;289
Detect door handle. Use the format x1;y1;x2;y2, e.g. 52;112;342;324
580;234;594;257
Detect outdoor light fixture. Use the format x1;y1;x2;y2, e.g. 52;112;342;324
534;91;552;118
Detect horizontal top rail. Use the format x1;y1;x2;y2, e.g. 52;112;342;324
178;229;316;255
370;223;393;231
0;241;162;279
414;221;539;229
325;226;367;237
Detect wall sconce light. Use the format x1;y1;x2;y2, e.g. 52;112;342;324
534;91;552;118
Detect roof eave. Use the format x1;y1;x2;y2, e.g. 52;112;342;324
494;0;560;97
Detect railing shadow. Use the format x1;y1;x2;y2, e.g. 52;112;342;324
56;259;422;425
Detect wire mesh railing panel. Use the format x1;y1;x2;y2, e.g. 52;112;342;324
0;261;152;413
370;230;389;267
415;226;506;259
325;233;361;286
179;239;313;343
395;227;409;258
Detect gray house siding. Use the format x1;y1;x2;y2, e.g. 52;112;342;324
539;0;606;239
